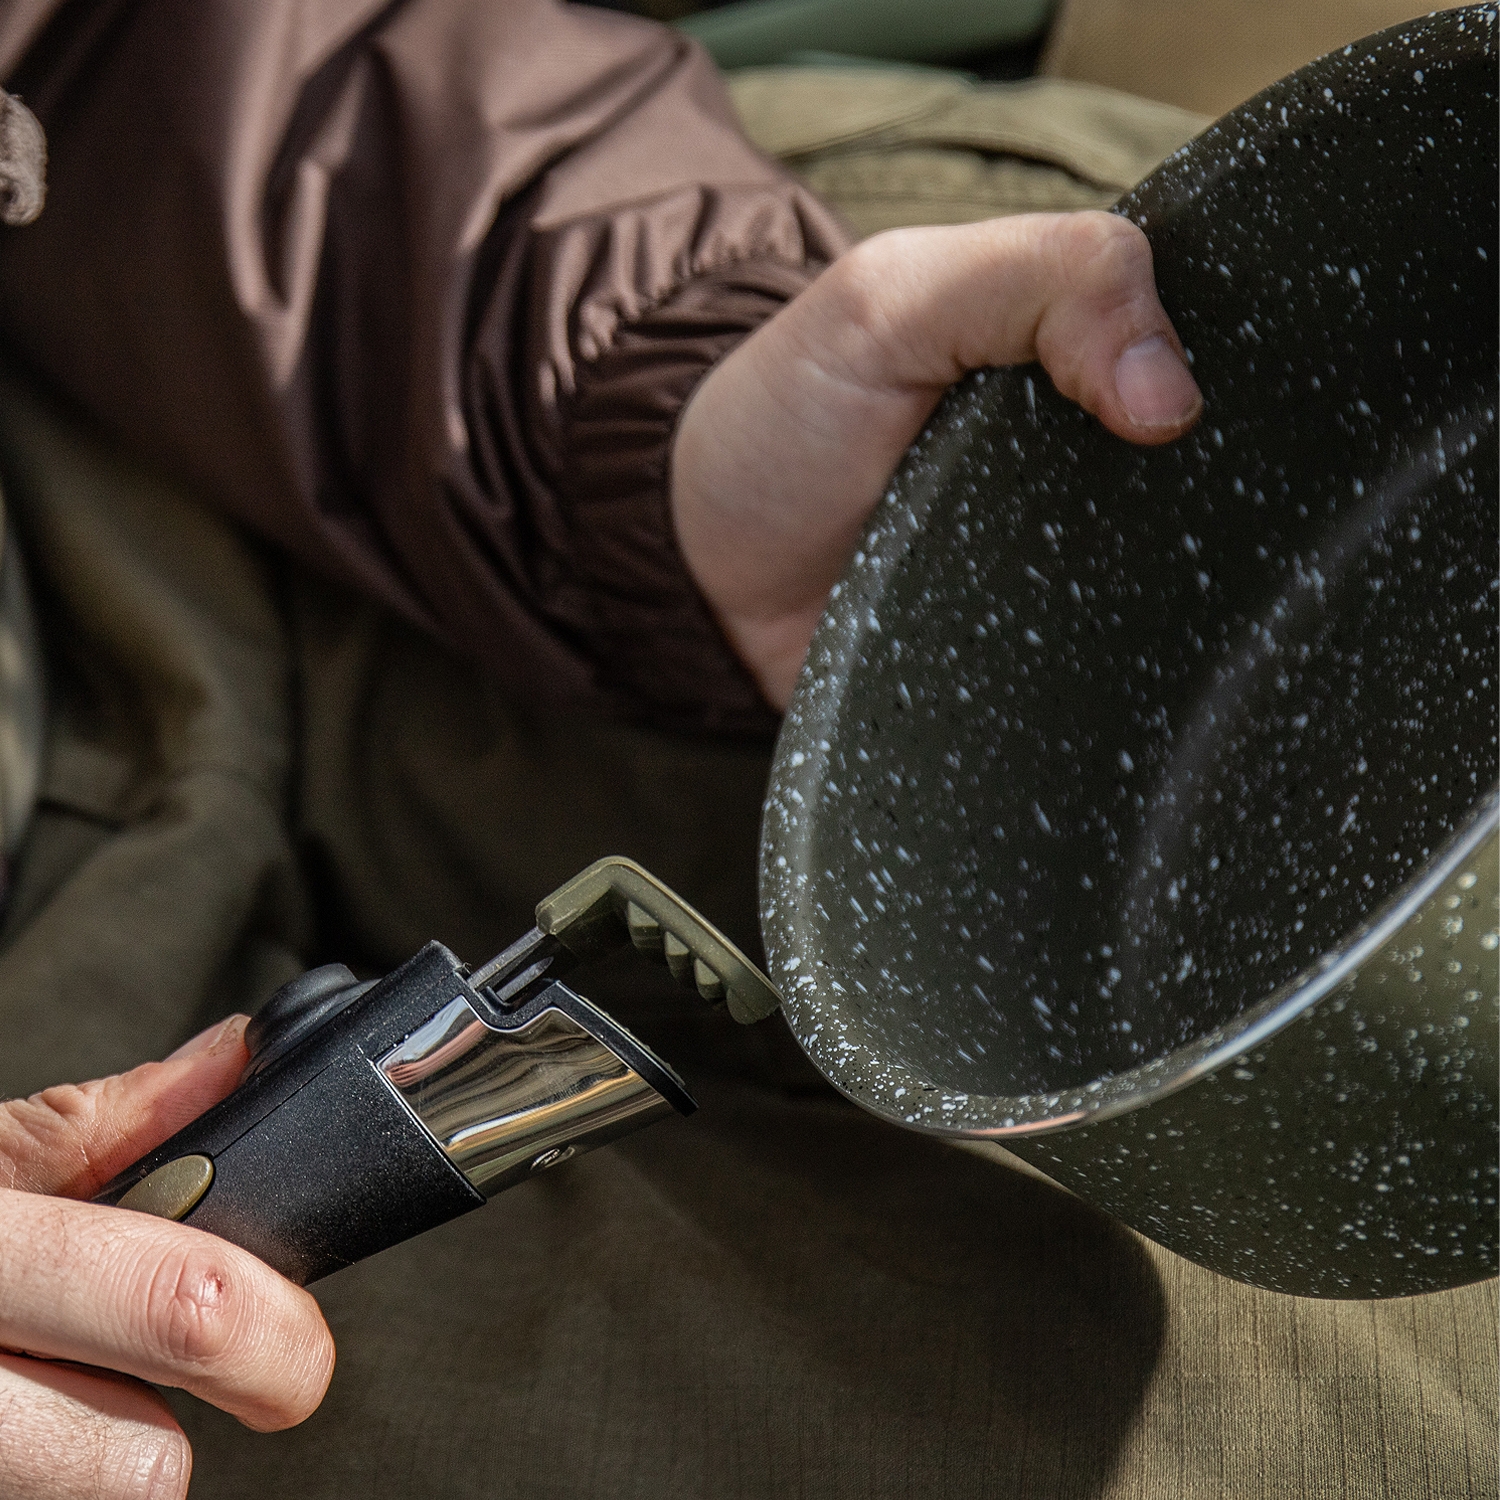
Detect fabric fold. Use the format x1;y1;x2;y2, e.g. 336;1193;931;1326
0;0;850;729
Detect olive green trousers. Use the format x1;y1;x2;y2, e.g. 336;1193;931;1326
0;350;1492;1500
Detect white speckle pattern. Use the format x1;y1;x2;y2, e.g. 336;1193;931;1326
759;8;1498;1298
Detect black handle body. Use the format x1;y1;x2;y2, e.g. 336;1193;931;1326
95;943;691;1284
97;945;485;1284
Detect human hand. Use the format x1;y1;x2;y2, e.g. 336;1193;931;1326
672;211;1203;707
0;1017;335;1499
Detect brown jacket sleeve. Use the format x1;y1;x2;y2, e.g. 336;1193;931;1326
0;0;851;732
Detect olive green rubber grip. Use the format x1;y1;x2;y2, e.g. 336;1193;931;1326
535;857;782;1025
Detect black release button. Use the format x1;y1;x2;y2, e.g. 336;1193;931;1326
244;965;371;1079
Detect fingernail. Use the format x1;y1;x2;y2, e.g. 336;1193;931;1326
167;1015;247;1062
1115;335;1201;429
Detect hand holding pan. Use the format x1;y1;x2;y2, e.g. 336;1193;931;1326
761;7;1497;1298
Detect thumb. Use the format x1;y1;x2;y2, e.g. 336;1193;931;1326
798;211;1201;441
672;210;1201;708
0;1016;250;1199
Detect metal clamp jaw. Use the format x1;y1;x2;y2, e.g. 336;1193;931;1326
376;980;693;1200
384;856;785;1203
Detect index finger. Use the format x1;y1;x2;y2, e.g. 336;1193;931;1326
0;1016;251;1200
0;1190;334;1432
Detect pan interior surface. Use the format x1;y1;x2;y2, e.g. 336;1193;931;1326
760;11;1498;1129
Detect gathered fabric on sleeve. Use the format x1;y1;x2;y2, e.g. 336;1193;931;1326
0;0;851;732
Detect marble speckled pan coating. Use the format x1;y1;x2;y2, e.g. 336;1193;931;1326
760;7;1498;1298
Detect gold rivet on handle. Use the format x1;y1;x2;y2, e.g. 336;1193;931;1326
117;1155;215;1222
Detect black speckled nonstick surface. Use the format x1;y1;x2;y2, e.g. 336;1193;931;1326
760;7;1498;1296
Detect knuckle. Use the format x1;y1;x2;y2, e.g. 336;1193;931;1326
145;1243;241;1369
826;238;891;328
1;1071;168;1198
0;1354;190;1500
822;229;938;377
801;243;895;385
101;1424;191;1500
0;1083;105;1192
134;1427;192;1500
27;1080;99;1122
1034;327;1098;411
1055;211;1153;292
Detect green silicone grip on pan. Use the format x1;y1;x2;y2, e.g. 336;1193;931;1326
535;856;782;1025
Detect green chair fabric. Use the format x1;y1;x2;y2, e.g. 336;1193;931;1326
727;66;1207;237
681;0;1054;69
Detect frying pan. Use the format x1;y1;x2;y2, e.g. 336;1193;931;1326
760;7;1497;1298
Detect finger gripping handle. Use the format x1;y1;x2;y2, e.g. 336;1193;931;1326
534;857;782;1025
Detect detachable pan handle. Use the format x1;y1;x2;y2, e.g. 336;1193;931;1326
530;857;782;1025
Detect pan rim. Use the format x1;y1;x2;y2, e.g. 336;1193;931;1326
766;788;1496;1138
